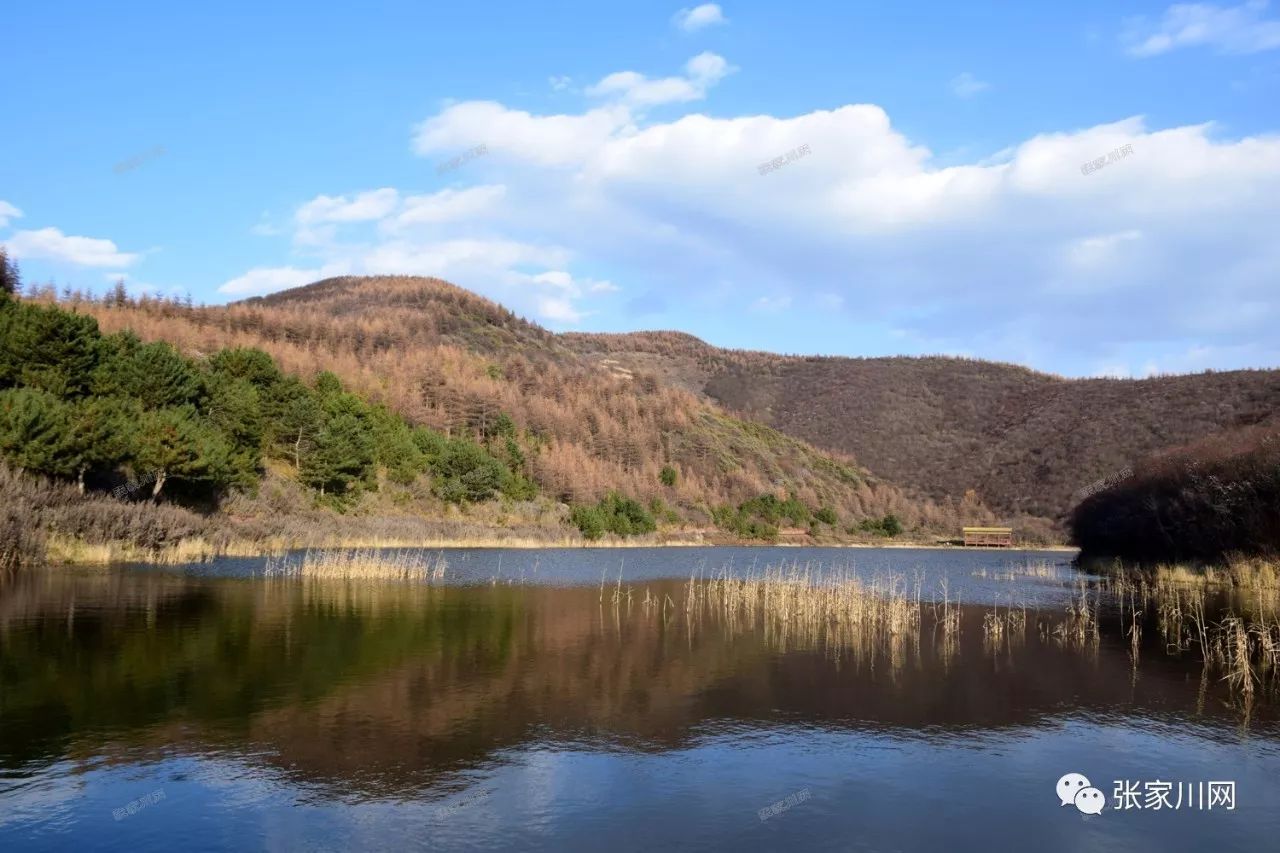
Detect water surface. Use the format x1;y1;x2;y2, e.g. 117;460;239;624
2;547;1277;851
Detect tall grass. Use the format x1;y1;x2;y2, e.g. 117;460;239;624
674;562;925;662
262;548;448;581
1103;565;1280;701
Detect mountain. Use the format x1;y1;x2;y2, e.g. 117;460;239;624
561;331;1280;523
62;277;993;539
64;274;1276;539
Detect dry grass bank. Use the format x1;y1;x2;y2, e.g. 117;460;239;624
1081;554;1280;591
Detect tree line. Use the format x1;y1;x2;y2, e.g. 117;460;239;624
0;290;535;508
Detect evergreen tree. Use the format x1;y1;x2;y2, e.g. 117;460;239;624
314;370;344;397
299;411;375;497
94;339;201;409
0;388;72;474
266;376;322;469
0;248;19;296
132;406;232;500
208;347;284;390
0;299;100;397
204;373;263;488
64;396;138;492
369;405;426;485
432;439;505;503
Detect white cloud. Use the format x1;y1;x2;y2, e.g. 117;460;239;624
218;263;348;297
549;75;572;92
404;94;1280;370
4;227;139;267
362;238;569;278
1125;0;1280;56
385;185;507;230
0;200;22;229
413;101;634;167
296;188;399;224
226;52;1280;371
949;72;990;98
673;4;727;33
585;53;734;108
536;295;583;322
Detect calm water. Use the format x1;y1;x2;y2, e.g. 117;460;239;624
2;547;1279;851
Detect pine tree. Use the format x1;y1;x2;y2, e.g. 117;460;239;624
0;299;100;397
94;337;201;409
0;248;20;296
132;406;232;500
64;397;138;492
204;373;263;488
266;377;322;469
299;411;375;497
0;388;72;475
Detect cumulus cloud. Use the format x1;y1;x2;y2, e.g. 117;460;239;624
404;88;1280;368
673;4;727;33
413;101;634;167
218;264;349;297
386;185;507;230
4;227;140;267
223;51;1280;368
1125;0;1280;56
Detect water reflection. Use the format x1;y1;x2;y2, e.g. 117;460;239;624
2;565;1279;851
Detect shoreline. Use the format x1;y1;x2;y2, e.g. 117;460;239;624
45;531;1077;566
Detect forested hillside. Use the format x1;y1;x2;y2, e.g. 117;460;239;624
7;275;998;551
564;331;1280;523
13;268;1270;548
0;294;535;513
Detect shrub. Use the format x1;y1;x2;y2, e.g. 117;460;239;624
659;465;678;487
854;514;902;538
570;492;657;538
570;505;607;540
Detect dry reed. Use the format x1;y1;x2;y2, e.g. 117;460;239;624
261;548;447;581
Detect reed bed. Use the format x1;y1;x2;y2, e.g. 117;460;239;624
676;562;924;661
982;601;1028;651
1101;567;1280;701
971;560;1061;582
1048;584;1101;649
261;548;447;581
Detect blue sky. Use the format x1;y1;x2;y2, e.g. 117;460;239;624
3;1;1279;377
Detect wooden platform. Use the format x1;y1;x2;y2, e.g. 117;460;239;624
962;526;1013;547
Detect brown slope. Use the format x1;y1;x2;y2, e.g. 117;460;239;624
561;331;1280;523
63;276;994;538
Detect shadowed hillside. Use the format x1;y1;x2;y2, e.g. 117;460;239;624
564;331;1280;523
1070;425;1280;563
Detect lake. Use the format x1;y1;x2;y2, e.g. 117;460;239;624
2;547;1279;851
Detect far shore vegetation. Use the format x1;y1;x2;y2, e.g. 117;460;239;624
1070;424;1280;588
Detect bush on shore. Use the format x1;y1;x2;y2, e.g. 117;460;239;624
570;492;657;540
1069;426;1280;563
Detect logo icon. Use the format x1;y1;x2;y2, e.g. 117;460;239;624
1057;772;1105;815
